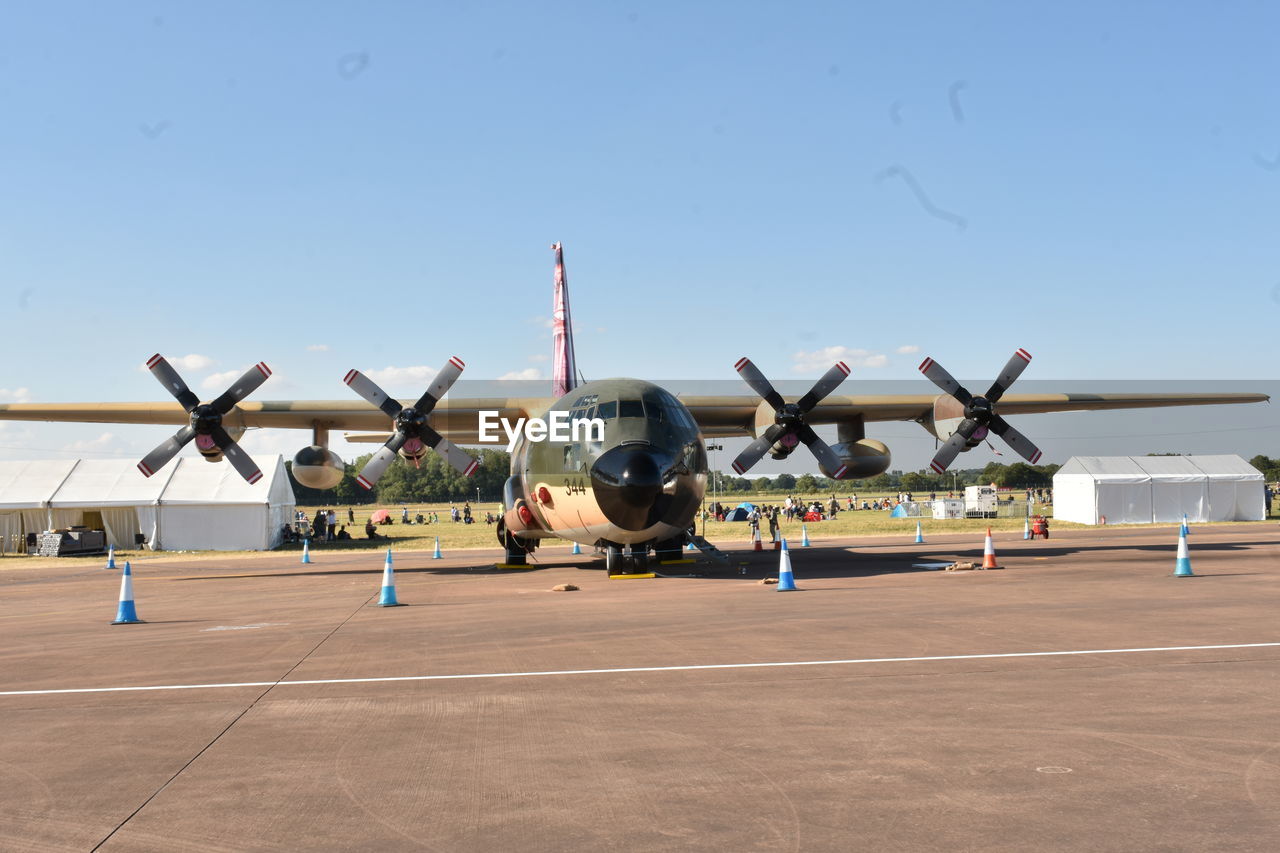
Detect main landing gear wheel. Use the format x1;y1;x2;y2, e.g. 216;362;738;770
496;518;535;566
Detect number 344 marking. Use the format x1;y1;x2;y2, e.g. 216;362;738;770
565;478;588;496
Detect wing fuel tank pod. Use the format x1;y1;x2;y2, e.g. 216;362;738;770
291;445;345;490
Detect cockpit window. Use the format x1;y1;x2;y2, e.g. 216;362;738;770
597;400;617;420
619;400;645;419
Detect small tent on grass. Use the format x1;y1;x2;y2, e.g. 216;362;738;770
1052;455;1264;525
0;456;295;551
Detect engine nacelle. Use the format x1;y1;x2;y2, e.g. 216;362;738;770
292;445;345;490
751;399;802;460
399;436;428;464
918;394;979;450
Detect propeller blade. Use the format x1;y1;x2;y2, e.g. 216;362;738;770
796;362;851;414
422;425;480;477
918;357;972;407
209;363;273;415
343;370;404;419
730;423;788;475
209;426;264;484
984;349;1032;403
355;433;408;490
734;358;785;412
929;419;980;474
145;354;201;413
137;425;196;477
794;423;848;479
413;357;466;413
988;414;1043;464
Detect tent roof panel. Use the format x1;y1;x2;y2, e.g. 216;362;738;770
0;459;78;508
159;455;287;504
1186;455;1265;481
48;458;169;507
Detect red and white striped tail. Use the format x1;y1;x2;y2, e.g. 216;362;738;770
551;243;578;400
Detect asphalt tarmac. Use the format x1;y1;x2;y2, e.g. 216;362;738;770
1;525;1278;852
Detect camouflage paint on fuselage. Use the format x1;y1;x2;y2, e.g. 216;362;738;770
514;378;707;547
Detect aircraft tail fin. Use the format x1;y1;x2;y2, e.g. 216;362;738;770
550;242;578;399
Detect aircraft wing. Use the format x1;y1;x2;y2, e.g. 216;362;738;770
0;398;552;443
0;391;1266;443
679;392;1271;437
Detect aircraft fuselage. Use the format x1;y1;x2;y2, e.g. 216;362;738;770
508;378;707;548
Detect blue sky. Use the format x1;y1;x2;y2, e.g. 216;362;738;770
1;2;1276;472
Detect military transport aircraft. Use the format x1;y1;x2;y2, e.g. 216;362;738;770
0;244;1267;571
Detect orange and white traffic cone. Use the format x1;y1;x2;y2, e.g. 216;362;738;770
982;527;999;569
752;527;762;551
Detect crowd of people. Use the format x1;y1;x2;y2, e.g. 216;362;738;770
283;501;502;545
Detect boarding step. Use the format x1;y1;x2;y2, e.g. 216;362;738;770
687;535;728;564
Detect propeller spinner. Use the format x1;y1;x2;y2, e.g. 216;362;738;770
343;356;479;489
919;348;1044;473
138;354;271;484
731;358;851;480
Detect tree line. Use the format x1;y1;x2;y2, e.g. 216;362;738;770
705;462;1061;495
287;448;511;506
289;450;1277;506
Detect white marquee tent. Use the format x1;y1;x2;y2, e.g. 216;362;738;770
0;456;295;551
1052;455;1265;525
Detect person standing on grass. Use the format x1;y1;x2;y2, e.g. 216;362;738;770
327;508;337;541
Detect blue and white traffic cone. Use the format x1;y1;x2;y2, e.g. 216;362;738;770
915;520;925;544
1181;514;1189;537
777;539;797;591
111;561;143;624
378;548;404;606
801;524;811;547
1023;517;1031;540
572;541;582;555
301;539;312;564
433;536;442;559
105;544;116;569
1173;527;1195;577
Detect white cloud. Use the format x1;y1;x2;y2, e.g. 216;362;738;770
137;353;214;373
172;353;214;371
791;346;888;373
895;345;920;355
499;368;544;381
306;344;330;352
201;369;243;390
364;365;438;391
0;387;32;403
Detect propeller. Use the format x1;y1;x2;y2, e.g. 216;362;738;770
730;358;851;479
138;355;271;484
343;356;479;489
918;348;1043;474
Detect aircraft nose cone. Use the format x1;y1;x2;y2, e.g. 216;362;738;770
591;445;668;530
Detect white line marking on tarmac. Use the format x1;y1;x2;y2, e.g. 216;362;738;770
3;642;1279;698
